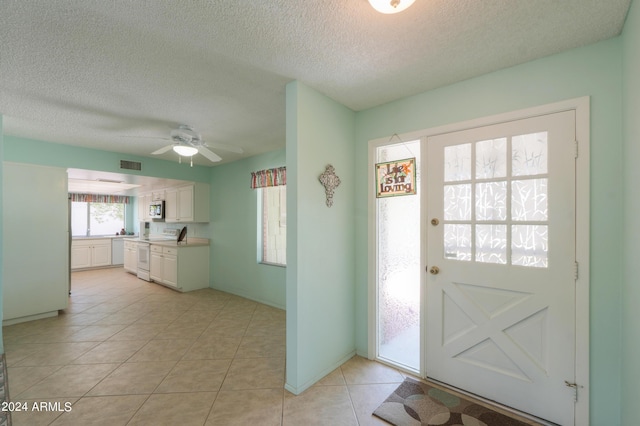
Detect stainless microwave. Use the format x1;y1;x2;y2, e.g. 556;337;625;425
149;201;164;219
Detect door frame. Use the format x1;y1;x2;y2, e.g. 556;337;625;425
368;97;590;424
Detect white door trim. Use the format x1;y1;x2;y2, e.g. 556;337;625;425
367;97;589;424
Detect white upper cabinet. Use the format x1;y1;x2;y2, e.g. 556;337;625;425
165;183;209;223
137;193;152;222
139;182;209;223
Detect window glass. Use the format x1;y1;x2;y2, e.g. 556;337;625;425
259;186;286;266
71;201;125;236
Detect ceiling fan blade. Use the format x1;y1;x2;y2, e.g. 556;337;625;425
198;147;222;162
121;135;171;140
204;142;244;154
151;144;175;155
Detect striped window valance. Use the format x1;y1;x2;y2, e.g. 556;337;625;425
250;167;286;189
69;193;131;204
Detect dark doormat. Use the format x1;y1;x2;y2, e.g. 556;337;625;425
373;377;533;425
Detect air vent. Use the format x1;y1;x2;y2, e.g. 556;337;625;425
120;160;142;171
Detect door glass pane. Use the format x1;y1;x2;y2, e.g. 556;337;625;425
512;225;548;267
377;140;421;370
512;179;548;221
476;182;507;221
444;143;471;182
512;132;548;176
444;184;471;220
476;138;507;179
444;224;472;261
476;224;507;264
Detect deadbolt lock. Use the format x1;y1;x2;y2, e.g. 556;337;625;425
429;266;440;275
431;218;439;226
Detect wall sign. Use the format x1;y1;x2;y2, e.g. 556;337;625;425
376;158;416;198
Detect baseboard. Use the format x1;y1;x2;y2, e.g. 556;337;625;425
209;283;285;310
284;349;356;395
3;310;59;326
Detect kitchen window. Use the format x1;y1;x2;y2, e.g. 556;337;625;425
71;200;126;237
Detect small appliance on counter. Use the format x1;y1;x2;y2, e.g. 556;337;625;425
140;221;150;239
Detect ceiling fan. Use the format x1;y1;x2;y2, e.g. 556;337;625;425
150;124;243;166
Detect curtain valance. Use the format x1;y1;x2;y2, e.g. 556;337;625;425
250;167;286;189
69;193;131;204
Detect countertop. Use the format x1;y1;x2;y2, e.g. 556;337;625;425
73;235;137;240
124;237;209;247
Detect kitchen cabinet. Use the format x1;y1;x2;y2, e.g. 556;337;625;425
148;243;209;292
164;188;178;221
150;245;178;288
124;240;138;273
137;193;152;221
165;183;209;223
151;190;165;201
71;239;112;270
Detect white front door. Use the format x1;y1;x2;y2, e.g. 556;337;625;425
425;111;576;425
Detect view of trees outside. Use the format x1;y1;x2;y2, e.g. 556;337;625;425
71;202;125;236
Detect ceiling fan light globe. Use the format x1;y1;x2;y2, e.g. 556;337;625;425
368;0;415;14
173;145;198;156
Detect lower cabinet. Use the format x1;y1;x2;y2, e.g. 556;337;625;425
150;245;178;288
71;239;112;270
124;240;138;273
149;244;209;292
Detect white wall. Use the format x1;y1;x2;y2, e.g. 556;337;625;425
3;162;69;323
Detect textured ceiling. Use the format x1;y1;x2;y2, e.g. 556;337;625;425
0;0;632;166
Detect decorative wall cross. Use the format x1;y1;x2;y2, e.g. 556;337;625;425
319;164;341;208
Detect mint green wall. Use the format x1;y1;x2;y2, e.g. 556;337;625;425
354;39;623;424
125;203;135;234
622;1;640;424
285;81;356;394
209;149;286;309
0;115;4;353
4;135;211;236
3;136;211;183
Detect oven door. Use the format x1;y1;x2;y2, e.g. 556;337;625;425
137;242;150;271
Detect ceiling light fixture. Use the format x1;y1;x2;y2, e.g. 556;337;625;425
368;0;415;14
172;145;198;157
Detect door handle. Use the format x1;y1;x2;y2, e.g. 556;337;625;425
429;266;440;275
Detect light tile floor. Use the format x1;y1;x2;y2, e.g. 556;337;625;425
3;268;540;425
3;268;401;425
